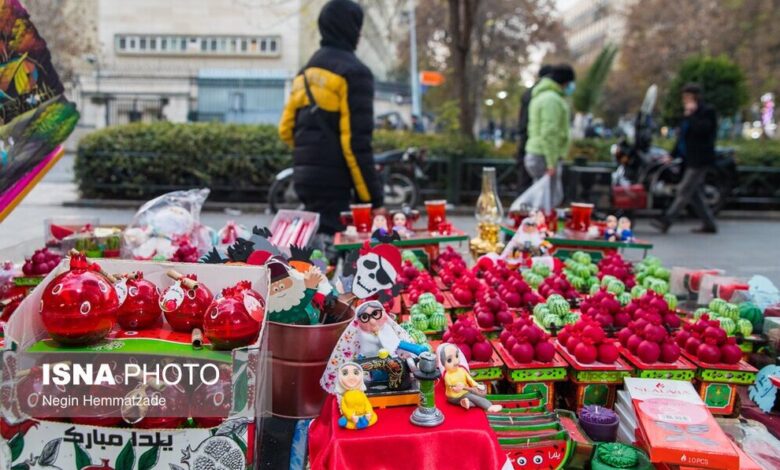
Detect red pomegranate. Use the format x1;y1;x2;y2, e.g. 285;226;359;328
204;281;264;350
84;460;114;470
191;364;233;428
40;254;119;345
116;272;162;330
160;274;213;332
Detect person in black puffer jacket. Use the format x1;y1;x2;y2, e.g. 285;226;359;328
279;0;384;239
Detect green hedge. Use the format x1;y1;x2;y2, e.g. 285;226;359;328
75;122;291;200
75;123;780;201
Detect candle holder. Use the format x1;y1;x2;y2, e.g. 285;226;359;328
408;352;445;427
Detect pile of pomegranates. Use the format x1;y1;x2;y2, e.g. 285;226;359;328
558;318;620;365
22;247;61;277
580;288;629;329
537;273;578;301
617;316;680;364
449;272;483;306
597;252;636;288
475;257;542;309
404;270;445;304
674;315;742;365
434;246;467;273
498;315;556;364
437;255;470;288
474;288;514;329
623;291;681;330
443;317;494;363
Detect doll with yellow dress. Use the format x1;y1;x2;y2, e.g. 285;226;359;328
436;343;502;412
336;361;378;430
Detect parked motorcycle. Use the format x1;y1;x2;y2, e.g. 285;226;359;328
267;147;427;213
610;85;737;213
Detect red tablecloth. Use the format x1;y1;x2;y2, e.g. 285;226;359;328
309;383;507;470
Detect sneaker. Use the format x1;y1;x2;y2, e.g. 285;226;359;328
649;218;671;234
691;226;717;234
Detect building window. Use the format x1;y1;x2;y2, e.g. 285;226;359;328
115;34;280;56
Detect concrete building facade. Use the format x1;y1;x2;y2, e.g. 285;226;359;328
562;0;636;66
72;0;407;130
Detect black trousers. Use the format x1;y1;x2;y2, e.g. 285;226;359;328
294;183;352;236
663;166;717;229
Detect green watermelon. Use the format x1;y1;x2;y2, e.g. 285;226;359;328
531;263;551;277
570;276;586;292
411;313;428;331
572;251;592;265
717;317;735;335
631;285;647;299
722;303;739;321
564;313;580;324
601;275;618;287
606;280;625;295
653;266;671;281
664;293;678;310
737;318;753;336
588;264;599;275
428;313;447;331
590;283;601;295
547;298;571;316
618;292;632;306
543;314;563;328
708;298;728;314
533;303;549;317
739;302;763;331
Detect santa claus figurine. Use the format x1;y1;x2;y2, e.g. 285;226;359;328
266;259;325;325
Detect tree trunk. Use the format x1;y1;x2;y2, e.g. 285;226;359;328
448;0;477;139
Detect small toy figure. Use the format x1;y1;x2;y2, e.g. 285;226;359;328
604;215;618;241
437;343;502;412
371;214;389;235
336;362;377;430
321;300;427;393
501;217;548;261
370;214;401;243
392;212;413;238
618;217;634;242
534;210;549;238
266;259;325;325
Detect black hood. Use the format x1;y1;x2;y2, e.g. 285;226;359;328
318;0;363;51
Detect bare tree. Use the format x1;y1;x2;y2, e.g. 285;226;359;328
411;0;564;138
22;0;97;83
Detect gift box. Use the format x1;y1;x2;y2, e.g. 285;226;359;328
2;258;270;469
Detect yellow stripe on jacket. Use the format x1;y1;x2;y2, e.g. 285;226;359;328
278;67;371;202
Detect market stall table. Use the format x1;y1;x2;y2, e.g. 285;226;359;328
500;226;653;261
334;228;469;261
681;350;758;415
309;382;508;470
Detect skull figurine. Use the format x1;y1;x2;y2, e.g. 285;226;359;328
353;252;397;299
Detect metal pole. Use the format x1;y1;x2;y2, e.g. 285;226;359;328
408;0;421;120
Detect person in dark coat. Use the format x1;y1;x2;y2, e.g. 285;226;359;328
516;64;553;193
651;83;718;234
279;0;384;239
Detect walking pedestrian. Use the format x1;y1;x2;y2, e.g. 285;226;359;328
651;83;718;234
524;64;576;198
516;64;553;193
279;0;384;257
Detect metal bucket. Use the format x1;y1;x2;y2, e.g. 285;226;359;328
267;296;355;418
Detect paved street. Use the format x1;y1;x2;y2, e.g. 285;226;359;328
2;155;779;286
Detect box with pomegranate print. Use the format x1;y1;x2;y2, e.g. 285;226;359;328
1;258;270;469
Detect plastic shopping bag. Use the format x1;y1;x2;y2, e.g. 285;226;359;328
509;173;562;213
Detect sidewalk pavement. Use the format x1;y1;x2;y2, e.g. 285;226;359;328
1;155;778;286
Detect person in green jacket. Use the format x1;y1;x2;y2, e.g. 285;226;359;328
524;64;576;181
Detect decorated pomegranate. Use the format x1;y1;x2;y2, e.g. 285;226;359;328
204;281;264;350
40;253;119;345
83;459;114;470
160;273;213;332
191;364;233;428
116;272;162;330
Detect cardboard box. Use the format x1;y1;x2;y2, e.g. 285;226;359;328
624;378;739;469
1;258;270;469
